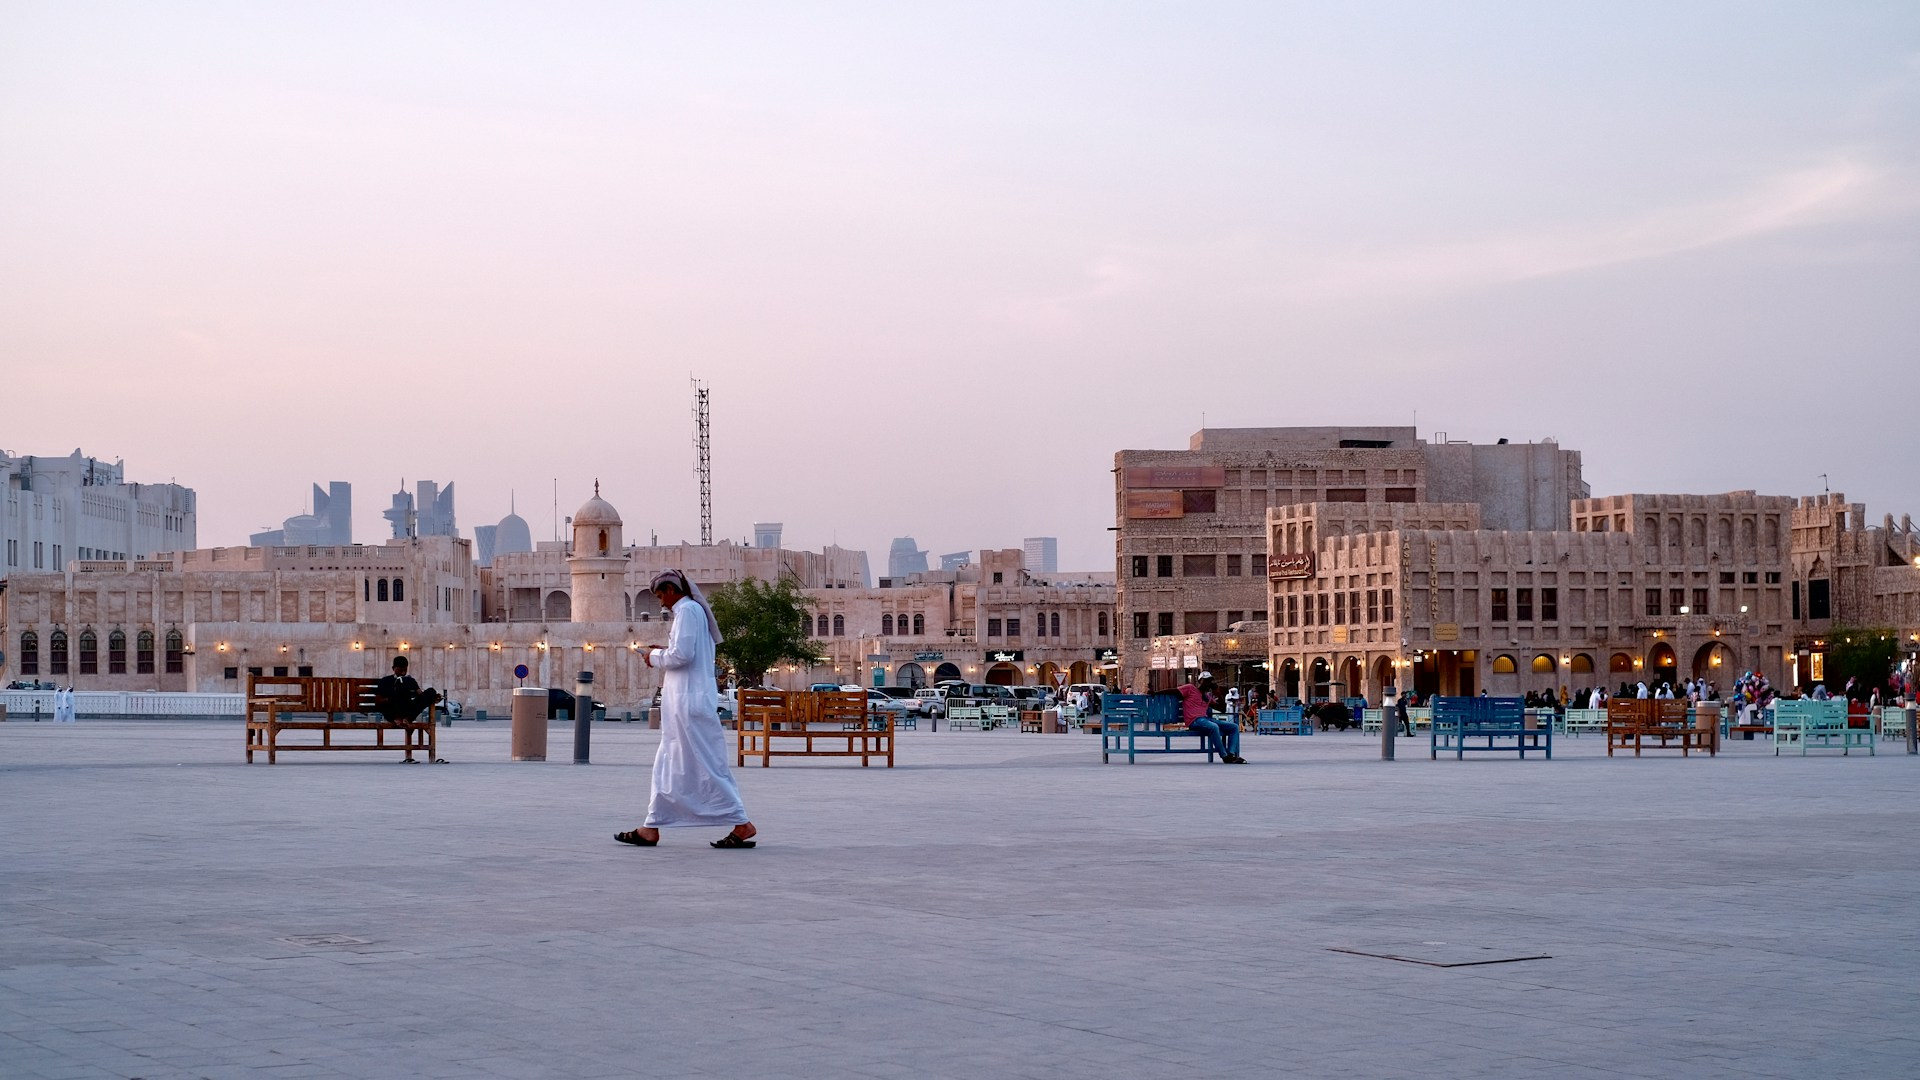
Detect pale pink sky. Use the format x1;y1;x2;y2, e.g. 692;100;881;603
3;3;1917;570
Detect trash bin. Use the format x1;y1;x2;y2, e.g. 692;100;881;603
511;687;547;761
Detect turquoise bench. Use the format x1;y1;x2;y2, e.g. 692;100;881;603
946;705;988;731
1101;694;1216;764
1562;708;1607;736
1772;699;1873;756
1430;696;1549;759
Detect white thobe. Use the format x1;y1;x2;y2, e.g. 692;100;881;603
644;601;748;828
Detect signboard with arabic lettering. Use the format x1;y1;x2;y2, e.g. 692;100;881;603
1124;466;1226;489
1267;552;1317;580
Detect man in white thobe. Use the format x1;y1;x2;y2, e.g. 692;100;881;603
616;570;757;849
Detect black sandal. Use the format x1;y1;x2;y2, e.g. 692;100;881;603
710;833;756;849
615;830;658;847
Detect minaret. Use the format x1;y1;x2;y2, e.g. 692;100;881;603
567;481;627;623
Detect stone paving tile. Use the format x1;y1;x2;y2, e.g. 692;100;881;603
2;721;1917;1078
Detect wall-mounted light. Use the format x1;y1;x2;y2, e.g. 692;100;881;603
351;641;364;651
216;642;229;653
398;641;410;652
536;642;548;651
278;645;288;653
489;642;502;651
1679;605;1690;615
584;643;595;652
1633;657;1643;669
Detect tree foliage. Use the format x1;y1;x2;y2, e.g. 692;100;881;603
705;576;823;687
1824;627;1901;696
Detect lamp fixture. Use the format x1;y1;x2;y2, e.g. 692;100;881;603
351;641;364;651
489;642;502;651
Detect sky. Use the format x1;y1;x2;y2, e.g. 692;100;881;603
3;2;1916;571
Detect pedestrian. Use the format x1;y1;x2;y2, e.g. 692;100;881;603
616;570;758;849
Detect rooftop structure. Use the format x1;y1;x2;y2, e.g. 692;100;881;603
0;448;196;582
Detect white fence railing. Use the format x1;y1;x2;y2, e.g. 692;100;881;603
0;690;245;718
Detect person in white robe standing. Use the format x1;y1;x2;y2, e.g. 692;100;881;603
616;570;758;849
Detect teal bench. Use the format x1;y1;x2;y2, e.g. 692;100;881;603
1772;699;1873;756
1430;696;1549;759
1101;694;1215;764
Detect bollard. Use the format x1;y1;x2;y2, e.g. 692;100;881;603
475;709;488;723
1907;706;1916;756
510;687;547;761
1380;694;1395;761
573;672;594;764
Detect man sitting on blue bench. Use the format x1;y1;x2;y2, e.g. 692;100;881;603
1156;672;1246;764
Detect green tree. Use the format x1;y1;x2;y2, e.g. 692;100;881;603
1824;627;1901;696
706;576;824;687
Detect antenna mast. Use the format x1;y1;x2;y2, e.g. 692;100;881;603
693;378;712;545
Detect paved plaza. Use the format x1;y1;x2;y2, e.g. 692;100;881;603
2;718;1917;1079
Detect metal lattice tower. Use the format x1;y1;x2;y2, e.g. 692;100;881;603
692;379;712;545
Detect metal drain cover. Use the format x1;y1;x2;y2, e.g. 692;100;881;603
280;934;371;947
1329;941;1551;968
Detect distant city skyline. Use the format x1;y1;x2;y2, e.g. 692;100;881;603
3;5;1915;570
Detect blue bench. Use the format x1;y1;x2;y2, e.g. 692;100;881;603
1430;696;1550;759
1256;706;1310;735
1101;694;1216;763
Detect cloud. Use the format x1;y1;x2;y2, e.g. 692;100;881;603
1276;158;1903;303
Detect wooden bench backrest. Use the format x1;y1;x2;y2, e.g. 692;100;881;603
737;689;868;730
248;674;380;714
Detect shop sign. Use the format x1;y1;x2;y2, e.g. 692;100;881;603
1182;655;1200;669
1432;623;1460;642
1268;553;1316;580
1151;656;1170;669
1125;490;1186;519
1331;626;1349;644
1096;648;1119;663
1125;465;1225;489
985;650;1024;663
913;651;945;662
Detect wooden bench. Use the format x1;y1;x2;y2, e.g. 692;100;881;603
735;689;892;767
1430;696;1549;759
1257;706;1310;735
245;675;439;764
1605;699;1711;757
1771;699;1872;756
1101;694;1216;763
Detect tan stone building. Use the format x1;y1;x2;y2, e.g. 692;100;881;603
2;490;1117;712
796;548;1117;690
1115;426;1584;690
1263;488;1920;704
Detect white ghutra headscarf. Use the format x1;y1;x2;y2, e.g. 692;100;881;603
650;570;724;645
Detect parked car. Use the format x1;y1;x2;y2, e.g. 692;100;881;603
865;695;920;722
546;688;606;722
913;688;948;718
1009;687;1048;708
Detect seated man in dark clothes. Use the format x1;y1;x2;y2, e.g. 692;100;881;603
374;655;442;722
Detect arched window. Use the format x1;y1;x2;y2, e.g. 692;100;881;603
165;630;184;674
108;630;127;674
1491;654;1517;674
816;615;829;637
377;579;389;602
1051;612;1060;637
79;630;98;675
51;630;70;675
1098;611;1109;637
912;614;924;635
832;614;845;637
597;528;608;553
19;632;37;675
364;578;371;601
1531;654;1555;674
136;630;155;674
882;614;894;635
392;579;404;602
1570;653;1594;674
1609;652;1634;674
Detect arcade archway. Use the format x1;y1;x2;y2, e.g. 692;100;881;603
896;663;926;689
985;662;1021;685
